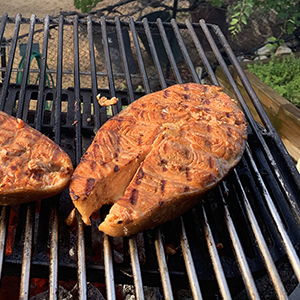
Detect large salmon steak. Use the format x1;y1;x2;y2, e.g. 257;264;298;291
69;83;247;237
0;111;73;205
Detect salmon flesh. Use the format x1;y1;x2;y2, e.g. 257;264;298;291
69;83;247;237
0;111;73;205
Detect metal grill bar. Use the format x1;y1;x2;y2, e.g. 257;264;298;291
245;146;300;282
103;235;116;300
115;17;134;103
36;15;50;130
185;19;217;84
19;203;35;300
179;217;203;300
87;15;101;131
171;19;200;84
100;16;118;116
233;168;289;300
202;20;300;223
74;15;88;300
202;205;231;299
128;236;145;300
16;16;38;300
18;15;36;119
0;13;21;110
0;207;8;283
157;18;182;84
49;201;59;300
155;228;174;299
142;18;166;89
114;18;146;299
128;17;151;93
220;186;260;300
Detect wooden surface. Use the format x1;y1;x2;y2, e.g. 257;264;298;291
215;66;300;163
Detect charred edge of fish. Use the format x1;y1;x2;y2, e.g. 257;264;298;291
70;190;79;200
130;189;138;206
185;167;192;182
85;178;95;196
209;157;214;169
184;186;190;192
90;161;97;171
184;84;189;91
136;168;145;185
160;159;168;165
32;171;43;180
114;116;124;122
164;90;170;98
161;180;166;193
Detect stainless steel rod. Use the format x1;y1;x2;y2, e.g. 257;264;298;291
179;217;203;300
0;206;8;282
154;228;174;300
245;146;300;284
202;204;231;299
103;234;116;300
19;203;35;300
128;236;145;300
233;169;288;300
220;186;260;300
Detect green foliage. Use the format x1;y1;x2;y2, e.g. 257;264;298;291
248;54;300;109
74;0;103;13
226;0;300;35
227;0;254;35
266;36;284;52
74;0;300;36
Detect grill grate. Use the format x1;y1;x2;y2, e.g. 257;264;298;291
0;13;300;300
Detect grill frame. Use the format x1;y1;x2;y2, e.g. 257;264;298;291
0;13;299;300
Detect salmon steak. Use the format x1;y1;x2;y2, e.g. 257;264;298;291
0;111;73;205
69;83;247;237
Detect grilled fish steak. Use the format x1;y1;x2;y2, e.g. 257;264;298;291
69;83;247;237
0;111;73;205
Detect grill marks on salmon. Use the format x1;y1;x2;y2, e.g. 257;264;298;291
0;111;73;205
69;83;247;236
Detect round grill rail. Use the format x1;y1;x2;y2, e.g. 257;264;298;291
0;13;300;300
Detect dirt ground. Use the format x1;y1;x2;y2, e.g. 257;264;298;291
0;0;186;20
0;0;81;18
0;0;137;19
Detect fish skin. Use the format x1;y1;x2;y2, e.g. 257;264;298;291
69;83;247;236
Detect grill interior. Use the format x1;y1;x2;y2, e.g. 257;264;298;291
0;13;300;300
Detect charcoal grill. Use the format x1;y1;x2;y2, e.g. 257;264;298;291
0;12;300;300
